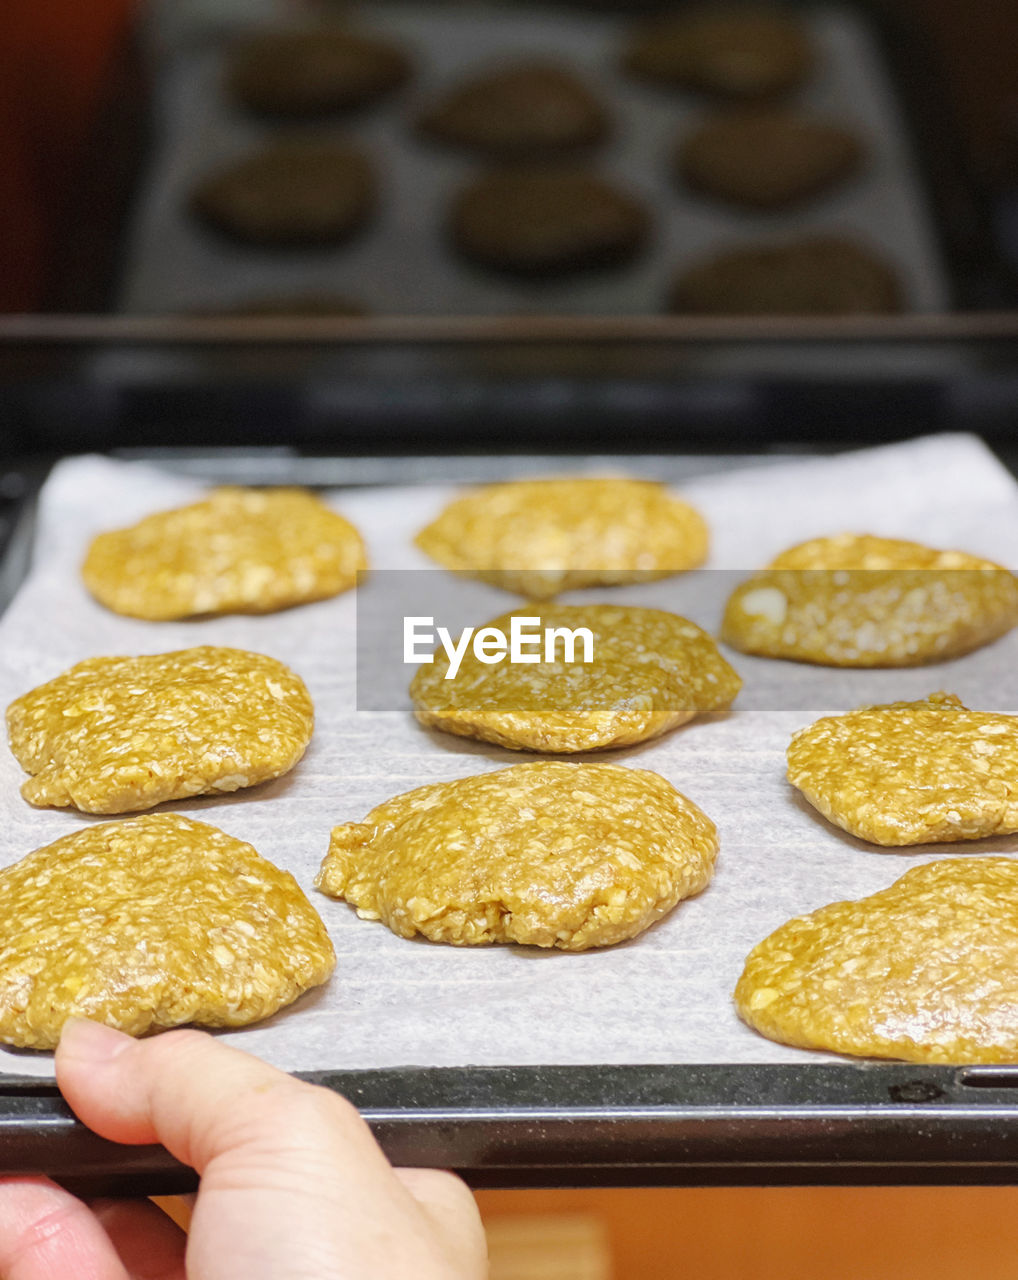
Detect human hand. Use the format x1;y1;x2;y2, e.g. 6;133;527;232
0;1019;487;1279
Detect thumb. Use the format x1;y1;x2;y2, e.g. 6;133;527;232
56;1018;383;1175
56;1019;485;1280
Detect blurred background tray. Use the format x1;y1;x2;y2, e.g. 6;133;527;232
49;0;1013;317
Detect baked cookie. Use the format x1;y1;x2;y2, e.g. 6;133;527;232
410;603;741;752
677;110;864;209
316;761;718;950
0;813;335;1050
721;534;1018;666
418;63;610;159
225;27;412;118
623;6;813;100
416;478;707;597
7;646;314;814
670;236;903;315
736;857;1018;1064
787;693;1018;846
450;169;650;275
83;486;366;620
189;138;375;247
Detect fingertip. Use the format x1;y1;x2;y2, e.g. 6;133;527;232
56;1018;134;1068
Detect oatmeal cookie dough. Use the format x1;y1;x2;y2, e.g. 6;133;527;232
416;478;708;597
623;6;813;100
316;762;718;950
721;534;1018;666
735;857;1018;1064
670;236;903;315
7;646;314;814
189;138;375;247
225;28;412;118
787;693;1018;846
417;64;610;159
450;169;650;276
411;604;741;752
0;813;335;1050
677;110;864;209
83;486;366;619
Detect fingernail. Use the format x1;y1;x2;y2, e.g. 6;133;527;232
57;1018;134;1063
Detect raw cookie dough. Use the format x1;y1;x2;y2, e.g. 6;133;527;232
0;813;335;1050
7;646;314;814
721;534;1018;666
450;169;650;275
735;857;1018;1064
787;693;1018;846
226;27;412;118
417;63;610;159
623;6;813;100
411;603;741;752
677;110;864;209
416;478;708;597
83;486;366;619
316;761;718;950
670;236;903;315
189;138;375;247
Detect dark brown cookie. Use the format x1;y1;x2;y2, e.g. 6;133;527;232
417;63;610;159
225;27;412;118
670;237;904;315
623;6;813;101
451;169;650;276
677;110;864;209
189;139;376;247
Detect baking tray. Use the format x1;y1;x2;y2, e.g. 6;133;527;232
45;0;1010;316
123;0;953;316
3;447;1018;1194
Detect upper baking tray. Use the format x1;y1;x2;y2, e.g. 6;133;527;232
50;0;1009;318
122;1;950;316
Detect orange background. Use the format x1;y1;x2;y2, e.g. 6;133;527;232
476;1186;1018;1278
1;0;133;310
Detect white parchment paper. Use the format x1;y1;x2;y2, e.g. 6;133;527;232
0;434;1015;1077
119;2;950;314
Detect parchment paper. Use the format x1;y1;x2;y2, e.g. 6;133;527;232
0;434;1015;1077
119;1;950;315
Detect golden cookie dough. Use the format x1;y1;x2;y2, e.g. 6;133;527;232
0;813;335;1050
677;110;864;209
83;486;367;619
416;478;708;598
735;857;1018;1064
7;646;314;815
623;6;813;100
316;762;718;950
787;693;1018;846
721;534;1018;666
417;63;610;159
411;603;741;753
